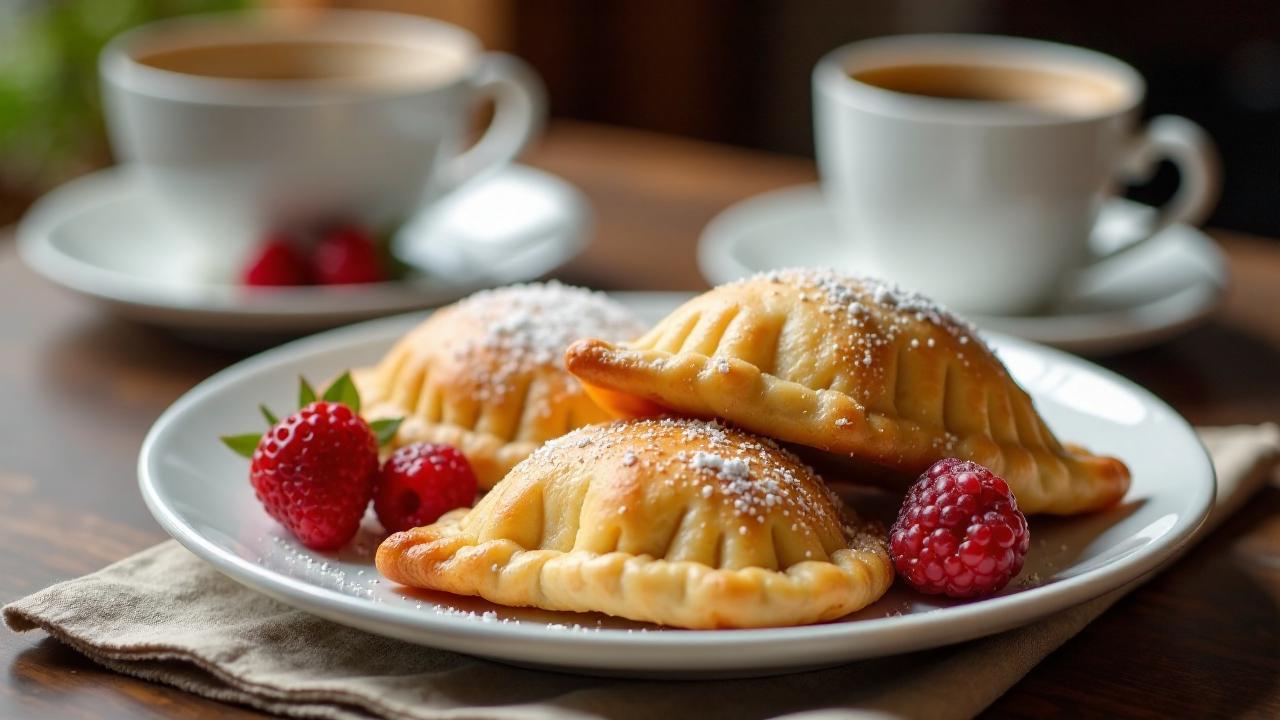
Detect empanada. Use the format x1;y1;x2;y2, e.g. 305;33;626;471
355;282;644;489
565;269;1129;515
376;418;893;629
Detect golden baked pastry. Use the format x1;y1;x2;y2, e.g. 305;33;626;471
376;418;892;629
355;282;645;489
565;269;1129;515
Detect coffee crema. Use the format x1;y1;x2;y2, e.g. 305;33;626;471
850;63;1127;117
136;40;464;86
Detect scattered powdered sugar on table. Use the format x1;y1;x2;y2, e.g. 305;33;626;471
1016;572;1044;589
430;605;519;624
412;603;620;631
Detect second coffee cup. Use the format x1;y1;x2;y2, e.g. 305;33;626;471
813;34;1219;315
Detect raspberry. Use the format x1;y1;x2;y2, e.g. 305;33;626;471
374;443;477;532
312;224;384;285
249;401;379;550
889;458;1030;598
242;234;311;286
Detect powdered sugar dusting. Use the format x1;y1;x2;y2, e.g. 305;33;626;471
737;269;989;399
690;451;750;481
521;418;862;559
448;281;644;401
751;268;984;349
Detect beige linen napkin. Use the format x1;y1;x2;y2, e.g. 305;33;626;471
6;425;1279;720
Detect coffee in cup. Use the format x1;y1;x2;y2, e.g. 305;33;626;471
133;39;464;84
849;63;1129;116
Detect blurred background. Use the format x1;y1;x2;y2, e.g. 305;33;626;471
3;0;1278;236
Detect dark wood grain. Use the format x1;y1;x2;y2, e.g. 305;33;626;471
1;120;1277;719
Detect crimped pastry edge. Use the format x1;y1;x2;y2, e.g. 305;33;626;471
376;511;893;630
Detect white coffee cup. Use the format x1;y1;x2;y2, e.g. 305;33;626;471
813;34;1219;315
100;9;545;282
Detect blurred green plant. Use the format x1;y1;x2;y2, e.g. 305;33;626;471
0;0;247;213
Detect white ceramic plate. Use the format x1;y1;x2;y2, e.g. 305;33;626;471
698;185;1228;355
18;164;589;343
139;294;1214;677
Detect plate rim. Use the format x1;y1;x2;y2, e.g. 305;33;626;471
697;183;1228;354
137;307;1216;668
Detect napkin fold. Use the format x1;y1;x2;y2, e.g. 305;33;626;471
6;425;1279;720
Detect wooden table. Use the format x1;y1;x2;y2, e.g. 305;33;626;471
2;121;1277;718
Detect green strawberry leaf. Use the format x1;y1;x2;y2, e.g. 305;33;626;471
220;433;262;459
370;417;403;447
259;404;279;426
299;376;317;408
322;372;360;413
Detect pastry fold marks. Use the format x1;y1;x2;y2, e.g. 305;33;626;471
377;418;893;629
565;269;1129;515
353;281;646;489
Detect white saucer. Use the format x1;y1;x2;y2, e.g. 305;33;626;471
699;185;1228;355
139;297;1213;677
17;164;589;343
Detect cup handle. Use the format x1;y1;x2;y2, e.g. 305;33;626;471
442;52;546;189
1091;115;1221;263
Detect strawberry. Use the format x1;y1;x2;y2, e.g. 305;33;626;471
242;233;311;286
311;224;385;285
374;443;477;532
221;374;401;551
